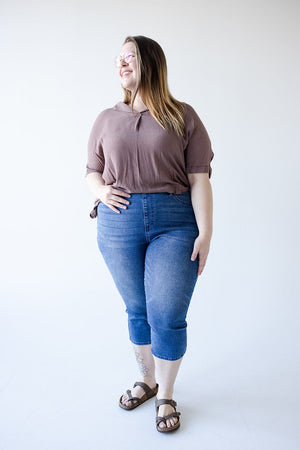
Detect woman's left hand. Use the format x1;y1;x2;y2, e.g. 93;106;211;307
190;234;211;276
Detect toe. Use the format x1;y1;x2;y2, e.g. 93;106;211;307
159;421;166;429
121;396;130;407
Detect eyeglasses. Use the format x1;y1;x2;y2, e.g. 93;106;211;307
114;51;136;68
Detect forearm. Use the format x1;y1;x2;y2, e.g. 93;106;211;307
188;173;213;238
86;171;105;198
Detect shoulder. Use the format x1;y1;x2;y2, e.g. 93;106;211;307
92;105;116;121
92;101;129;123
181;103;212;146
89;104;120;131
182;103;207;134
183;103;203;123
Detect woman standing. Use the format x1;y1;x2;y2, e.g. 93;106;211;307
85;35;214;433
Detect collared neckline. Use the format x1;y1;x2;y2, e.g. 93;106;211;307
114;101;149;114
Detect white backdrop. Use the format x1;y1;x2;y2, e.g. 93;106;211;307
0;1;299;449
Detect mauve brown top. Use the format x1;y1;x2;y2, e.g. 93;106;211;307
86;101;214;218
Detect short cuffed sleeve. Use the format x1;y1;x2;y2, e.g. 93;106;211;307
184;105;214;178
85;113;105;176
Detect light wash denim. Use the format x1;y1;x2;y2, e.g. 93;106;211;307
96;191;199;361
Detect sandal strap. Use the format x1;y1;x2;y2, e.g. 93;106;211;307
126;389;133;399
126;396;142;405
155;398;177;409
125;389;141;405
133;381;157;399
156;412;181;425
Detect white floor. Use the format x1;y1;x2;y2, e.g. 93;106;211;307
0;288;299;450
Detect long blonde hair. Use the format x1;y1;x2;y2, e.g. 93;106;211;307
122;35;186;136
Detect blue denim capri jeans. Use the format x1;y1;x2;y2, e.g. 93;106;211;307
96;191;199;361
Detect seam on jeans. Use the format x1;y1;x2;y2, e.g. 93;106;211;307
151;349;186;361
130;338;152;346
142;194;150;243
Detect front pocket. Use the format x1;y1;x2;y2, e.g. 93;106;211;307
169;191;192;206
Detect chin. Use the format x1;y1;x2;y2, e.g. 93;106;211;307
122;83;134;91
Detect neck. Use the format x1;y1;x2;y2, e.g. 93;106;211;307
131;93;147;112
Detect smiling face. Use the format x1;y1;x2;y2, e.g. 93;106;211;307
118;41;138;92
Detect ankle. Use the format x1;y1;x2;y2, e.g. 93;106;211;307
140;375;156;386
157;389;174;400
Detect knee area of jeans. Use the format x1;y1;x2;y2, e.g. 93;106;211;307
126;307;149;320
150;323;187;335
147;313;187;331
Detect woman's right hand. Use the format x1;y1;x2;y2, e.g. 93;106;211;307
98;185;131;213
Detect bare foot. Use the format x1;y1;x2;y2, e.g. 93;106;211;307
157;403;179;429
121;380;157;408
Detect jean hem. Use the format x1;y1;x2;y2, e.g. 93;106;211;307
151;349;186;361
129;338;152;346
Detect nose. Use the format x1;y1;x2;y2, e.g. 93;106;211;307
120;57;128;66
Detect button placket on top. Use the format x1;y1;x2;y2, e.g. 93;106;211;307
134;112;143;187
134;113;142;131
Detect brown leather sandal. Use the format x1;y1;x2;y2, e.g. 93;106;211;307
119;381;159;410
155;398;181;432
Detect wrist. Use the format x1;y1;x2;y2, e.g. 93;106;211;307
198;229;212;239
95;184;105;198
